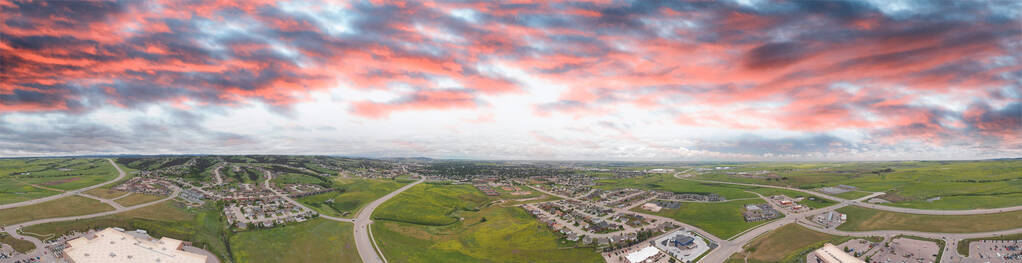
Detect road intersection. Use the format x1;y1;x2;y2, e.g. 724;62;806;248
676;173;1022;262
2;161;1021;263
0;159;128;210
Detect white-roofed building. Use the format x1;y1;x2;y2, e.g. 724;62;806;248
625;246;660;263
64;228;208;263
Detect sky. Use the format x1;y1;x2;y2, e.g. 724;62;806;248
1;0;1020;161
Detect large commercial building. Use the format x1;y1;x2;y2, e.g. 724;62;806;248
64;228;208;263
813;243;865;263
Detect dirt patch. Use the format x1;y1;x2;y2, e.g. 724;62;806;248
40;177;82;186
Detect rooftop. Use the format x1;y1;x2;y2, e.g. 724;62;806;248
64;228;207;263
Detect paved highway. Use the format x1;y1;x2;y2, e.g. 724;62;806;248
677;175;1022;215
679;173;1022;262
0;159;128;210
353;178;424;263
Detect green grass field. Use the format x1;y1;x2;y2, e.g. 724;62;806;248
298;178;408;218
0;181;58;205
727;224;851;263
373;184;492;226
694;160;1022;210
746;188;836;209
0;195;114;225
0;233;35;253
113;193;165;206
638;198;778;239
22;201;231;261
596;174;758;199
2;159;120;191
84;188;130;199
837;206;1022;233
230;219;360;263
832;190;874;200
373;184;602;263
0;158;122;205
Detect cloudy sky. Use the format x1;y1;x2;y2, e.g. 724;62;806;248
1;0;1020;160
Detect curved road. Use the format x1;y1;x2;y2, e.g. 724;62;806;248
682;174;1022;262
2;185;181;263
677;174;1022;215
0;159;128;210
354;178;425;263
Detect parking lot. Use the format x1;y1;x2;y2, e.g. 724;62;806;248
870;237;939;263
968;239;1022;262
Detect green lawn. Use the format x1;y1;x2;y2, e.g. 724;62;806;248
373;184;492;226
298;178;408;218
727;224;851;263
0;195;114;225
837;206;1022;233
373;189;602;263
637;198;778;239
114;193;165;206
230;219;360;263
0;233;35;253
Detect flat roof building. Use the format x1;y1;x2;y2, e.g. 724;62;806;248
625;246;659;263
813;243;865;263
64;228;207;263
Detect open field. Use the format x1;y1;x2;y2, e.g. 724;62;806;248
113;193;165;206
22;201;194;239
230;219;360;263
693;160;1022;210
373;184;492;226
273;172;325;185
22;201;231;261
0;158;121;204
837;206;1022;233
0;233;35;253
596;174;758;199
0;195;114;225
298;178;408;218
83;188;129;199
746;188;836;209
636;198;777;239
2;159;119;191
0;182;58;205
727;224;849;263
832;190;874;200
373;190;602;263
